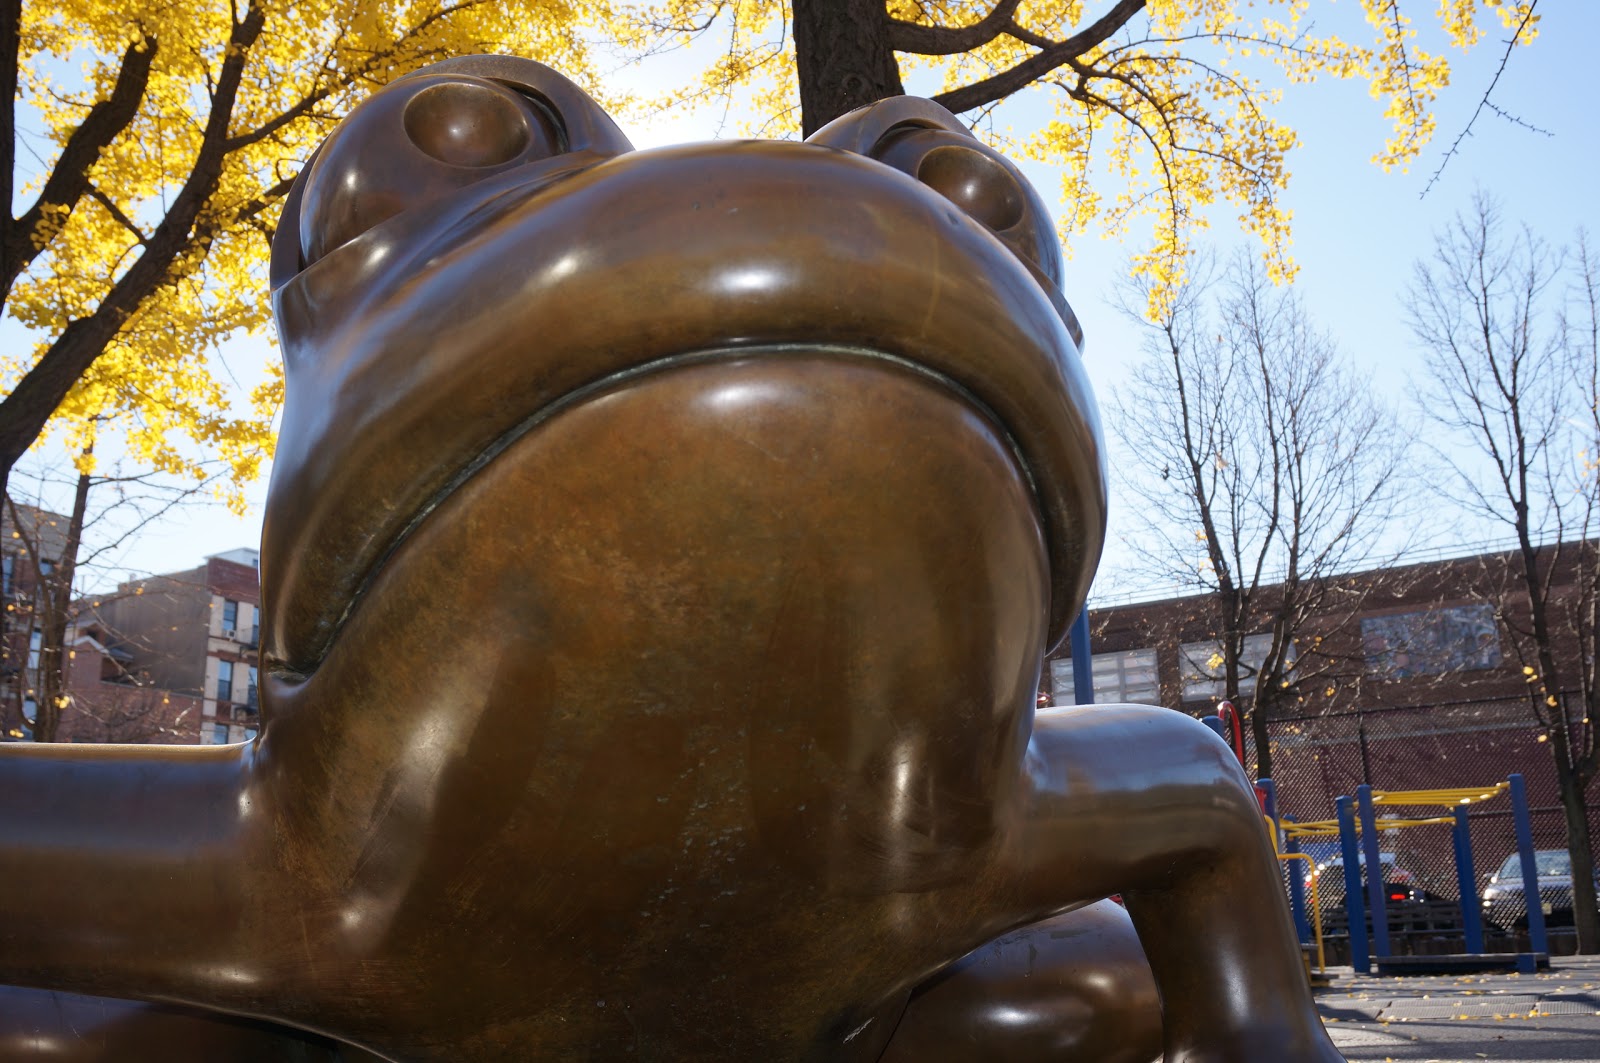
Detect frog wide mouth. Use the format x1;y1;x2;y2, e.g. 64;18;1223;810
261;140;1106;677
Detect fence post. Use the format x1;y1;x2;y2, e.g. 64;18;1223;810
1357;783;1390;959
1508;773;1548;960
1453;804;1485;954
1069;609;1093;705
1336;795;1369;973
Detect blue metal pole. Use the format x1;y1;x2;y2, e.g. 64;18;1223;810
1356;781;1395;960
1509;773;1548;958
1357;784;1390;959
1285;819;1311;944
1453;805;1485;954
1069;608;1093;705
1336;796;1369;973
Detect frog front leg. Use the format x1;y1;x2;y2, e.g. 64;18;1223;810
1002;705;1343;1063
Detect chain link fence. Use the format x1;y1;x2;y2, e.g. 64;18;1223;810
1261;695;1597;961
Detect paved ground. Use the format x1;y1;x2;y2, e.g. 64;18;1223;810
1315;956;1600;1061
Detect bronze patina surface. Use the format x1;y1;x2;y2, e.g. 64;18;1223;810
0;57;1345;1063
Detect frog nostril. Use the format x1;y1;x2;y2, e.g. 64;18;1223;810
915;144;1025;232
402;80;533;168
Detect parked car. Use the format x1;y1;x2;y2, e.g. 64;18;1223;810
1306;852;1458;938
1306;852;1417;909
1481;849;1592;931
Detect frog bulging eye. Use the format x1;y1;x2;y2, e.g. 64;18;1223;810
805;96;1069;332
875;130;1027;234
297;74;560;265
402;79;539;167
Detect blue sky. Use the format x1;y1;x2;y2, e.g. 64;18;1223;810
31;2;1599;594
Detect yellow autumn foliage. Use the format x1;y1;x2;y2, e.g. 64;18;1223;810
3;0;605;508
619;0;1539;312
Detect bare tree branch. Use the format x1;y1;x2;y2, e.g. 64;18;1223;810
1421;0;1543;198
886;0;1023;56
930;0;1145;114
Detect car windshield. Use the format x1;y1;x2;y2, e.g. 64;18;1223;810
1493;850;1571;880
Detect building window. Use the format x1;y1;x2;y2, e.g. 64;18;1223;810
1361;603;1501;679
27;628;41;671
221;599;239;633
247;665;258;712
213;722;230;745
1051;648;1160;705
1179;633;1286;701
216;659;234;702
251;605;260;640
2;555;11;595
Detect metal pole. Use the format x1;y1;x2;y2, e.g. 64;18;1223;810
1258;777;1280;832
1357;784;1390;959
1357;713;1373;788
1069;608;1093;705
1509;773;1548;958
1285;821;1311;944
1453;805;1484;954
1256;776;1293;934
1336;795;1369;973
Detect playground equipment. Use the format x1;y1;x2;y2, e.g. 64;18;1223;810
1257;778;1328;976
1200;700;1247;766
1280;775;1549;974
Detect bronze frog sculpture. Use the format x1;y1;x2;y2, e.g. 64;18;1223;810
0;57;1343;1063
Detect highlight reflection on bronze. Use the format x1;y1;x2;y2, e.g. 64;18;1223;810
882;901;1163;1063
0;57;1344;1062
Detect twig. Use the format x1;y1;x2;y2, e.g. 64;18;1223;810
1421;0;1542;199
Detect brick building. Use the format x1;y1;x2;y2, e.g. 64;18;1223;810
82;548;262;745
0;502;70;738
0;543;262;745
1048;544;1564;717
1049;541;1598;925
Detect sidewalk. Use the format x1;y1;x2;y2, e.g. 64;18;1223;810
1315;956;1600;1061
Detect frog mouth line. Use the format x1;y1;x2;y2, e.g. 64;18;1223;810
269;343;1036;682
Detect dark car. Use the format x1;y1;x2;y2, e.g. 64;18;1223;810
1306;852;1418;910
1305;852;1453;935
1481;849;1591;931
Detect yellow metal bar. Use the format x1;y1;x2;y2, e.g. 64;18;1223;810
1281;781;1509;843
1285;811;1483;836
1278;852;1326;973
1369;783;1509;807
1371;816;1457;829
1282;819;1340;833
1281;821;1342;838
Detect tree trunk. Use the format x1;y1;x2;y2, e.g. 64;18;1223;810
1250;691;1273;783
1510;528;1600;951
1558;768;1600;954
1546;703;1600;953
32;467;90;743
792;0;905;135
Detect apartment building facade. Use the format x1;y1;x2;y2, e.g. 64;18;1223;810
0;546;264;744
0;502;71;738
84;547;263;745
